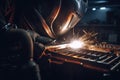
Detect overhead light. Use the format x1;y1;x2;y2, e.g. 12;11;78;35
95;1;108;4
92;8;96;11
100;7;106;10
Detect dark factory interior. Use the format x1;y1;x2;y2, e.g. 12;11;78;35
79;0;120;44
0;0;120;80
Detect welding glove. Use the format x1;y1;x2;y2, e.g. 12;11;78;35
27;30;53;44
27;30;53;60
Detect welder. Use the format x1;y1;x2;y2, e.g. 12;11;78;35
0;0;87;80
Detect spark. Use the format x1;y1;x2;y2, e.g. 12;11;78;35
78;30;98;45
46;30;98;50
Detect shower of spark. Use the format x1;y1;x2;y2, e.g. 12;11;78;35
45;29;120;54
78;30;98;46
46;30;98;51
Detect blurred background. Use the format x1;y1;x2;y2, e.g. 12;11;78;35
68;0;120;45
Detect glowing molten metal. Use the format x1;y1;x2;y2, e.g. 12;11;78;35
69;40;84;49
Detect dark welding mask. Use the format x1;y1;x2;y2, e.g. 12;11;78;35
39;0;88;38
21;0;88;38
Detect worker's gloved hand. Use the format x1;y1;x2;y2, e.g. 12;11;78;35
35;36;53;45
27;30;53;60
27;30;53;45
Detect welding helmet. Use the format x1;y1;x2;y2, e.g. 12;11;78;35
20;0;88;38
